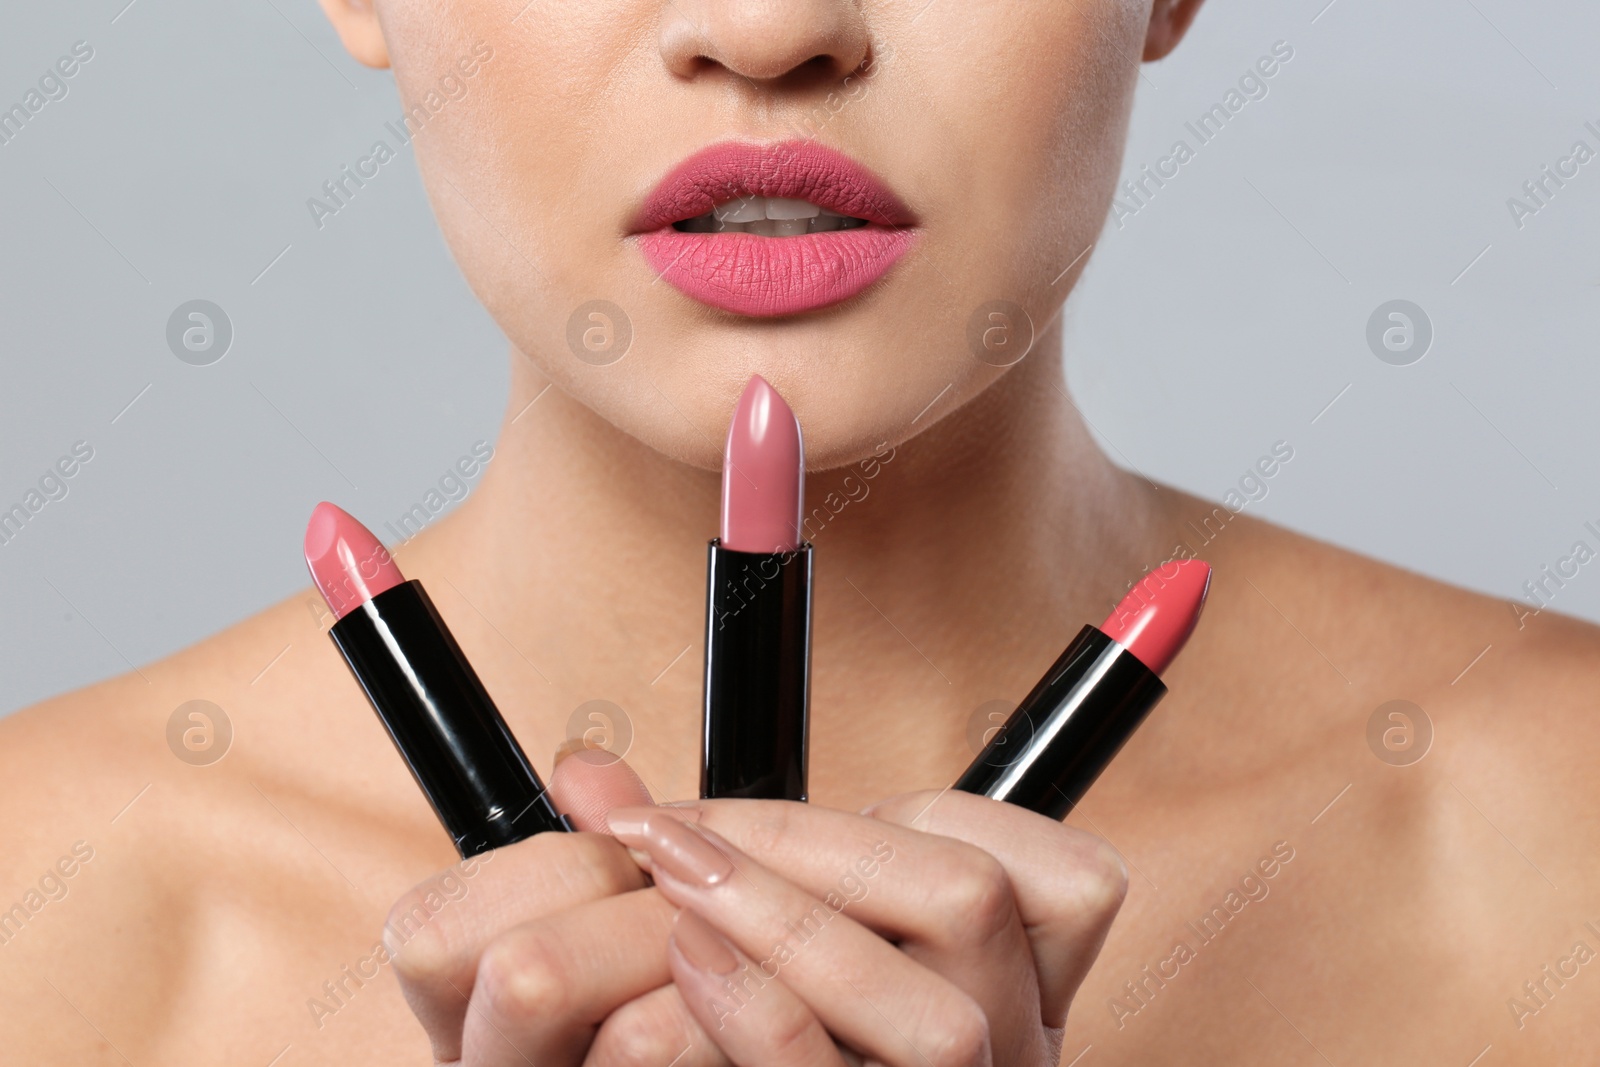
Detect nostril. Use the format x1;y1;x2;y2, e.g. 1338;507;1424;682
658;0;873;86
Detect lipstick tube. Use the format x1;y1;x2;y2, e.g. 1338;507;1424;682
955;558;1210;820
331;581;571;855
700;375;813;802
953;626;1164;819
701;542;813;801
306;501;569;857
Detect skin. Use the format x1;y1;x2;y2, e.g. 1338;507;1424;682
2;0;1598;1062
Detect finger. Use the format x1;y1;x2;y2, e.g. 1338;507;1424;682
585;980;731;1067
610;809;990;1067
651;799;1045;1049
867;789;1128;1024
459;887;677;1067
386;832;647;1063
549;747;656;833
669;909;851;1067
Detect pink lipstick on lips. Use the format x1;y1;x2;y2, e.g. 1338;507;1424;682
701;376;813;800
955;560;1212;819
634;141;918;318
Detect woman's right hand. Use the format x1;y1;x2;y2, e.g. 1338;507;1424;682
387;749;694;1066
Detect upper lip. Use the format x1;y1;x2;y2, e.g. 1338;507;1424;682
631;140;917;233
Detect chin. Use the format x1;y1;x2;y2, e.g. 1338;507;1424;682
530;290;999;473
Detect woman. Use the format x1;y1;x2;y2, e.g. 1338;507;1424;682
2;0;1595;1062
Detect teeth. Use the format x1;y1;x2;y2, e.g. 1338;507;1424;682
764;197;820;220
714;197;766;223
759;218;812;237
676;196;869;235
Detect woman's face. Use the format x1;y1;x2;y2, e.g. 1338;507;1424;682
346;1;1157;470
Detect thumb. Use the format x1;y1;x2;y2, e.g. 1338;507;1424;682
548;746;655;833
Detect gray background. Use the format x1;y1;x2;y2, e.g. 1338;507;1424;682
1;0;1596;716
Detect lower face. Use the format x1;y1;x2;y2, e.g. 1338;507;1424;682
374;1;1149;470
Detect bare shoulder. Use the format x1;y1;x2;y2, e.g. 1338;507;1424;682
1198;512;1600;1055
0;592;439;1063
1217;510;1600;765
1088;502;1600;1062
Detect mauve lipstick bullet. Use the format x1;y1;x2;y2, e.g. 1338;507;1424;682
701;376;813;801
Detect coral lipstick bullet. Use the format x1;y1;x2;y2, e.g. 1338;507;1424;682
955;559;1212;819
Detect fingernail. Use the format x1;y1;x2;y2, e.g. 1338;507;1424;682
672;910;740;975
554;740;621;768
608;809;733;887
659;799;702;822
606;805;654;838
607;804;697;840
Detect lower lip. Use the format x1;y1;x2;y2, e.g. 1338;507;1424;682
638;228;917;317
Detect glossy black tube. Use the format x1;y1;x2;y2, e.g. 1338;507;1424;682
329;580;570;856
954;625;1166;820
701;541;812;801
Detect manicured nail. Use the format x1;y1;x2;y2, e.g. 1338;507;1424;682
652;820;734;886
608;808;733;887
659;799;702;822
554;741;621;768
607;806;653;839
672;909;740;975
607;804;698;839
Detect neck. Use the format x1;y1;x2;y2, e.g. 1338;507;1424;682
401;321;1174;805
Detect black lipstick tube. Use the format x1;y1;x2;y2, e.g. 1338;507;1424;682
700;540;813;801
329;579;571;856
954;625;1166;820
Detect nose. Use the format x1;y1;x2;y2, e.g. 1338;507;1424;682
659;0;872;85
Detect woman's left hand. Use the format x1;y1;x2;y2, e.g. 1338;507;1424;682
602;791;1128;1066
